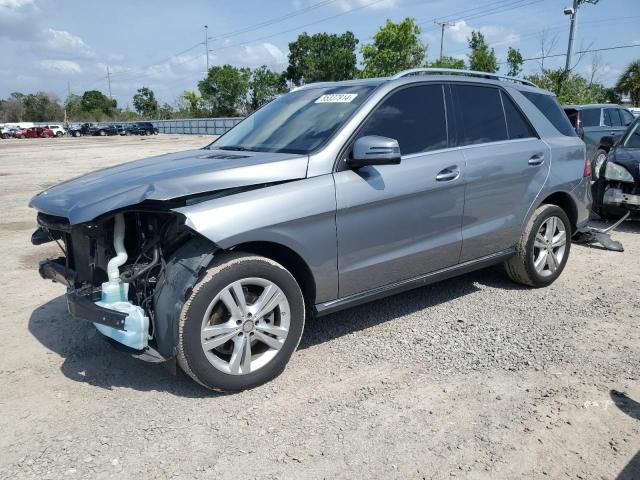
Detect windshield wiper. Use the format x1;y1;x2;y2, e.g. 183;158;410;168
217;145;255;152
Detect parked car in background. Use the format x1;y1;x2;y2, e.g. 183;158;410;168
112;124;127;135
563;104;635;178
0;126;11;139
23;127;54;138
44;125;66;137
126;122;158;135
31;68;591;391
67;124;83;137
592;116;640;219
628;107;640;118
11;127;27;138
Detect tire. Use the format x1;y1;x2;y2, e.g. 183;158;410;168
145;130;151;136
73;131;80;137
99;130;106;136
592;149;608;180
505;204;571;287
56;131;63;137
177;252;305;392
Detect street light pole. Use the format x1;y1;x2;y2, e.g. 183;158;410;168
435;21;455;60
205;25;209;72
564;0;599;71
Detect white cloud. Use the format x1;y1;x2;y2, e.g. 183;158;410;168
335;0;397;11
0;0;33;8
232;42;287;68
39;59;82;73
46;28;87;50
447;20;520;48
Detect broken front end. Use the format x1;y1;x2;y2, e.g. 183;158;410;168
593;158;640;219
33;210;214;361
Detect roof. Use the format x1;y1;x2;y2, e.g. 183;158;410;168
564;104;621;109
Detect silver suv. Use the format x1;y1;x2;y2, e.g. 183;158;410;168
31;68;591;391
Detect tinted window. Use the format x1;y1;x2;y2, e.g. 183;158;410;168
501;91;536;139
453;85;508;145
522;91;576;136
621;109;635;126
605;108;622;127
564;108;578;127
357;84;447;155
580;108;601;127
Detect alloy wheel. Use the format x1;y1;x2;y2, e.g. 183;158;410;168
533;216;567;278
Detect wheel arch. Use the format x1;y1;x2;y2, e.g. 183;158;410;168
536;191;578;233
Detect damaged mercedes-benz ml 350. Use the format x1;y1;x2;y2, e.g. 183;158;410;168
31;69;591;391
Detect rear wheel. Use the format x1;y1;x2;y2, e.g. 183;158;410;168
56;131;63;137
505;204;571;287
177;252;305;392
99;129;106;136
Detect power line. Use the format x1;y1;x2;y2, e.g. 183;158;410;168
497;43;640;64
207;0;339;41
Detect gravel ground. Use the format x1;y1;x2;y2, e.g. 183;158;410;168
0;136;638;479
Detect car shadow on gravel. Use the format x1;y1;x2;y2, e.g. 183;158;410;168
299;264;514;349
28;295;213;397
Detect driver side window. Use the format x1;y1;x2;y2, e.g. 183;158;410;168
357;84;447;156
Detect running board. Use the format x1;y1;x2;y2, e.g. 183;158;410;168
314;249;514;316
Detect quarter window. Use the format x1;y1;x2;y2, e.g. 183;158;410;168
621;109;635;126
452;85;508;145
357;84;447;155
500;91;536;139
604;108;622;127
522;91;576;137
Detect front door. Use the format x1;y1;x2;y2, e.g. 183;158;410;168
334;84;465;298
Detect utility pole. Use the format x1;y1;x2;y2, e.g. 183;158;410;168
67;80;71;98
564;0;599;71
106;66;112;99
435;21;455;60
204;25;209;72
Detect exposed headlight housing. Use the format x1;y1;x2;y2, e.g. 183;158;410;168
604;162;634;183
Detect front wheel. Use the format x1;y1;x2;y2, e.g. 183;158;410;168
505;204;571;287
177;253;305;392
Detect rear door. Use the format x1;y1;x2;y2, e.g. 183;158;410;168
334;83;465;297
580;107;605;161
452;84;550;262
604;108;632;144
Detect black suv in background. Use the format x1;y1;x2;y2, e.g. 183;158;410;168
126;122;159;135
563;104;635;178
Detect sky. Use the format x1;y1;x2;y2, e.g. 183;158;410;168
1;0;639;108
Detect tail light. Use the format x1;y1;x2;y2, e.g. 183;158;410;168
583;154;592;178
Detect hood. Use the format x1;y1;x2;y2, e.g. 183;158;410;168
30;148;309;224
609;147;640;183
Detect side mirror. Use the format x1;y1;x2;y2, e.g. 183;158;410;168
347;135;401;169
599;135;615;149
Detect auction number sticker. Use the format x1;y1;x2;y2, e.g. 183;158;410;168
315;94;358;103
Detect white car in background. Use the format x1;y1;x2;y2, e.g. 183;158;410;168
44;125;66;137
628;107;640;118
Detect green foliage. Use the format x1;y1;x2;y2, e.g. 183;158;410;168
198;65;251;116
133;86;159;117
0;91;63;122
249;65;288;111
80;90;117;118
0;96;25;122
428;56;465;69
468;31;497;73
524;69;614;105
286;31;359;86
506;47;523;77
156;103;174;120
615;60;640;107
361;18;426;78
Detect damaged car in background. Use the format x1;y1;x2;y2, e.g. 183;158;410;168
592;116;640;219
30;69;591;392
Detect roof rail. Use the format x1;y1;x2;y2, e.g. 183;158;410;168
391;68;538;88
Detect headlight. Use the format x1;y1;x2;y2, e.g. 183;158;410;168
604;162;634;183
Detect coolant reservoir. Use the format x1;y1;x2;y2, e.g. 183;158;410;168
94;281;149;351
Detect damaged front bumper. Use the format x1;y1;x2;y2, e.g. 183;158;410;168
603;187;640;210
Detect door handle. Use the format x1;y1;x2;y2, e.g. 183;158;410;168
435;166;460;182
528;153;545;166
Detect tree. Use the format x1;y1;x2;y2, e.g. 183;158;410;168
22;92;64;121
249;66;288;111
0;95;25;122
286;31;359;86
361;18;426;78
616;60;640;107
525;69;613;105
428;56;465;69
467;31;497;73
80;90;116;118
506;47;523;77
133;86;159;117
156;103;174;120
198;65;251;116
65;94;84;120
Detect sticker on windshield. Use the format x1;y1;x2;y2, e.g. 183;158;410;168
315;93;358;104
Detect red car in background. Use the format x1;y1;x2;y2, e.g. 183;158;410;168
22;127;54;138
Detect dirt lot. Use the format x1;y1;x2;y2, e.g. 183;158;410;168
0;135;638;479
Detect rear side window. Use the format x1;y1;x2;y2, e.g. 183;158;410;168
358;84;447;155
621;109;635;126
522;91;576;136
500;91;536;139
580;108;601;127
453;85;508;145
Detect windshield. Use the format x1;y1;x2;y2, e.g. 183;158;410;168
209;84;375;155
622;119;640;148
